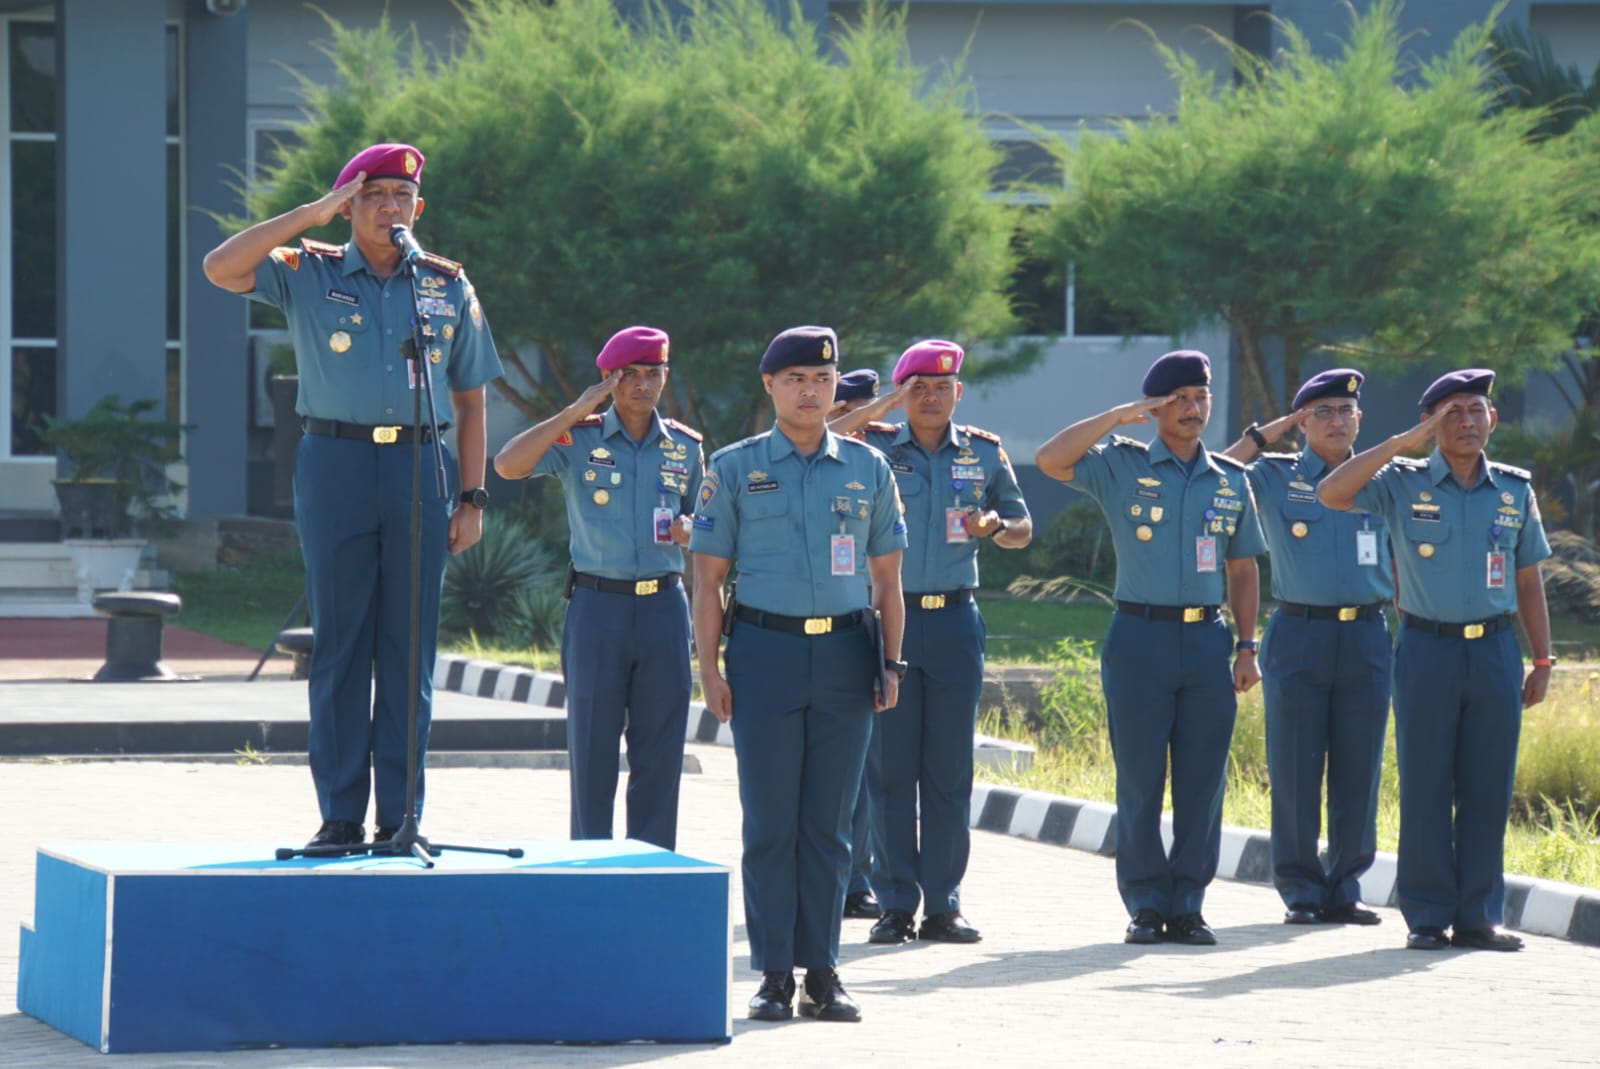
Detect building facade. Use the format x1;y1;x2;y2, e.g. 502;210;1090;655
1;0;1596;522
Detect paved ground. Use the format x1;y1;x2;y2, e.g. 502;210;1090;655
0;618;293;682
2;628;1598;1067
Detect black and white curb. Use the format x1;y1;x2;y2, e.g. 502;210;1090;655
971;782;1600;949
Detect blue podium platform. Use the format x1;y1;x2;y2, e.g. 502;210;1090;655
18;840;731;1053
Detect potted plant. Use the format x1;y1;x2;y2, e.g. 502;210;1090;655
39;394;192;601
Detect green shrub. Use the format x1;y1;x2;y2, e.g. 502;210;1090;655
440;512;562;640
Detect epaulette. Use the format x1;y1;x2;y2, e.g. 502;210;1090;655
415;250;463;279
1489;461;1532;481
1260;451;1299;463
963;424;1002;445
710;434;765;463
1109;435;1146;449
664;417;703;443
1213;452;1248;470
553;413;603;447
1391;456;1428;470
300;238;344;258
864;420;898;434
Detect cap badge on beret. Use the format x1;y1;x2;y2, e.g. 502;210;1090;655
403;151;418;176
939;353;954;372
1347;376;1358;393
822;341;833;362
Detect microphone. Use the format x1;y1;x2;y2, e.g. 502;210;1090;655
389;224;424;261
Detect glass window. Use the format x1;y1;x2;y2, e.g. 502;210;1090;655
9;22;55;134
1008;225;1065;336
11;140;57;339
11;346;56;456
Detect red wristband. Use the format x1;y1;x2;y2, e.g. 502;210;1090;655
1532;657;1555;668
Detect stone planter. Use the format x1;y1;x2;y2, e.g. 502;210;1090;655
52;478;120;539
63;538;146;604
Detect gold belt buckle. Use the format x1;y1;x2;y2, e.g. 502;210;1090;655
1337;606;1358;622
1462;623;1485;639
634;579;659;596
803;617;833;635
921;594;946;611
1182;606;1204;623
372;425;400;444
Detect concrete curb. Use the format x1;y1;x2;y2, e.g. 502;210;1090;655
971;781;1600;950
432;654;1599;949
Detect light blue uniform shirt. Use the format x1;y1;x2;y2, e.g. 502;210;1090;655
690;427;908;616
532;407;704;580
248;239;502;425
1069;435;1267;605
1350;449;1551;623
1244;450;1395;606
864;421;1029;593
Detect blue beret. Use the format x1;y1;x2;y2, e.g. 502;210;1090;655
1419;368;1495;410
1141;350;1211;396
1293;368;1363;410
835;368;879;402
760;326;838;375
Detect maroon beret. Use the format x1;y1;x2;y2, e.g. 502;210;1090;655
333;143;424;190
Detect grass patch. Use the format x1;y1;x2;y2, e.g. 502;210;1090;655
979;594;1111;663
169;552;307;651
981;642;1600;891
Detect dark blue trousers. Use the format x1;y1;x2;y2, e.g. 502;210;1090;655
1392;625;1522;931
727;619;874;972
847;758;875;896
1261;610;1391;910
559;583;691;850
869;600;984;916
293;433;451;829
1101;611;1236;918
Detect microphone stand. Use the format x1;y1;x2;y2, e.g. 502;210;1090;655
277;228;522;868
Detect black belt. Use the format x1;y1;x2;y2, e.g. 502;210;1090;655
905;589;976;611
1277;601;1386;623
1115;601;1220;624
1402;613;1515;640
301;418;451;445
572;572;681;597
735;604;865;636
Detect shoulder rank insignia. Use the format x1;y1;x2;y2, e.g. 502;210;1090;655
1109;435;1145;450
1213;453;1247;470
269;246;300;271
1262;451;1298;463
414;250;463;278
1490;461;1532;481
865;420;898;434
963;425;1002;445
300;237;345;259
557;414;603;444
1392;456;1428;470
663;417;703;442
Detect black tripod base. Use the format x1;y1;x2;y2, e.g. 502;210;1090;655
274;822;524;867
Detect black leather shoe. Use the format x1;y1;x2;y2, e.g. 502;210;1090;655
1124;908;1165;945
799;967;861;1022
306;819;363;848
373;826;399;844
869;908;916;945
1166;912;1217;946
919;911;982;943
1284;902;1323;925
1324;902;1381;926
1406;926;1450;950
747;971;795;1021
843;890;882;919
1451;926;1524;952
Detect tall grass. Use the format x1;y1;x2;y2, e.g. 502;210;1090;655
981;641;1600;891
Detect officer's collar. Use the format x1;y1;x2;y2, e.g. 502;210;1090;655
892;420;961;452
600;406;664;443
770;426;842;463
340;242;369;278
1296;449;1348;480
1427;447;1493;488
1148;435;1217;477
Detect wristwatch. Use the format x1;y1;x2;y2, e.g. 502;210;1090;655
459;487;489;510
1235;639;1258;653
1244;423;1268;449
884;658;909;678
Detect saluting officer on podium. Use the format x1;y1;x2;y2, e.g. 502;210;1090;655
1222;369;1390;927
833;340;1032;946
494;326;703;851
691;327;907;1023
1318;369;1553;952
202;143;502;848
1035;351;1264;947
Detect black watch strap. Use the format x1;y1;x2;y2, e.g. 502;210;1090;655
1244;424;1268;449
885;658;909;677
460;487;489;509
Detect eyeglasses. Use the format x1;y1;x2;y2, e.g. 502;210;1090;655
1310;404;1358;420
